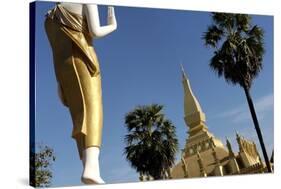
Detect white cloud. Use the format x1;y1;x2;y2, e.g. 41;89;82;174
210;93;274;162
214;93;273;123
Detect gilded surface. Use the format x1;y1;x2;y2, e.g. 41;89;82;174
172;66;265;178
45;4;103;159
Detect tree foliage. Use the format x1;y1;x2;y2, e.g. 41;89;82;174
202;13;264;89
202;13;272;173
30;144;56;187
124;104;178;180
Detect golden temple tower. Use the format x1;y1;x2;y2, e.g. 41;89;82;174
171;65;266;178
171;65;229;178
180;64;227;156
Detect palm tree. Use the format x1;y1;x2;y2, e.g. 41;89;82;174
124;104;179;180
202;13;271;172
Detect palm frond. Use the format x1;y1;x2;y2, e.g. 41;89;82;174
124;104;178;179
235;14;251;32
202;25;224;47
204;12;264;89
212;13;235;31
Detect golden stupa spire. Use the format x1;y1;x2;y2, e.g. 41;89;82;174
181;64;203;115
181;64;207;136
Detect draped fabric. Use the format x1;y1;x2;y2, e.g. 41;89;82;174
45;4;103;159
46;3;100;77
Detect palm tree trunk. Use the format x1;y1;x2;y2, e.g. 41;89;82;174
243;86;272;173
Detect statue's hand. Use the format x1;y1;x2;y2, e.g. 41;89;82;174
85;4;117;38
107;6;117;29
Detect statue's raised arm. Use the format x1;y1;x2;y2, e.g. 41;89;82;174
84;4;117;38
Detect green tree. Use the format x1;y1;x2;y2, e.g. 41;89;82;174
30;144;56;187
124;104;178;180
202;13;271;172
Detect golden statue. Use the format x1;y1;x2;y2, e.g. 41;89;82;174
44;2;117;184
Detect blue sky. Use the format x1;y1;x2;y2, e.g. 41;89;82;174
34;1;273;187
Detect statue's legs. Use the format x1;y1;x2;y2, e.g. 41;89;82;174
45;18;105;184
72;54;103;149
65;46;104;184
69;51;105;184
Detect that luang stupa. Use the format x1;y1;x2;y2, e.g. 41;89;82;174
170;65;268;178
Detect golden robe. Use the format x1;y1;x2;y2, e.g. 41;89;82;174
44;4;103;159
